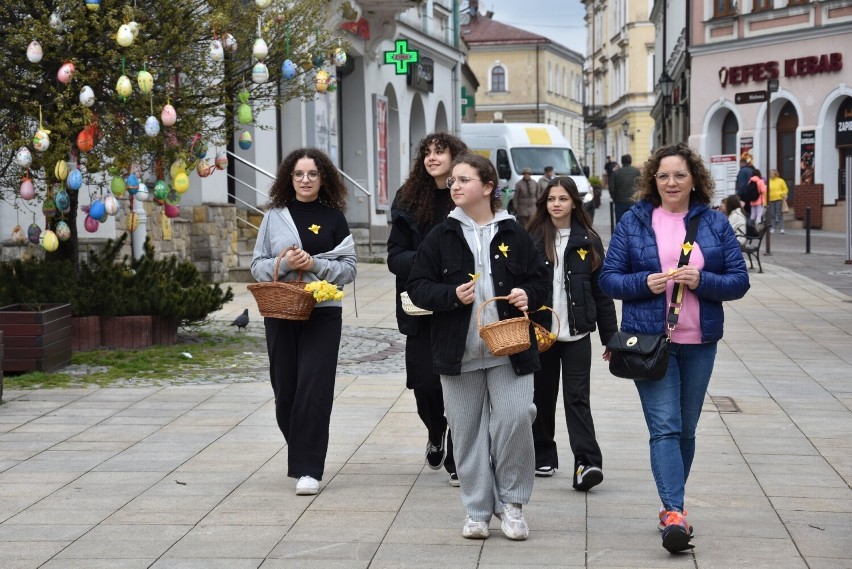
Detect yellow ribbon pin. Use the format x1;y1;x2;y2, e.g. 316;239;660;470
309;224;321;235
681;242;694;256
498;242;509;257
577;248;588;261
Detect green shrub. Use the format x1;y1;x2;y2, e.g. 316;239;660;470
0;235;233;326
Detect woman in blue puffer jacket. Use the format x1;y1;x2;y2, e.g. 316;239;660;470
599;143;749;554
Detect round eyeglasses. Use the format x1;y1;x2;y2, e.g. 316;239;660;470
292;170;320;182
446;176;481;189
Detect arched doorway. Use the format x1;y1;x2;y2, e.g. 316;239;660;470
435;102;448;133
776;101;798;198
383;84;401;212
409;95;427;165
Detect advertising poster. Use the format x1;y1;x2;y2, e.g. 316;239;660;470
374;95;389;210
739;136;754;166
710;154;738;206
800;130;815;185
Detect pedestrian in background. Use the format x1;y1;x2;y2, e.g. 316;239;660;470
748;168;767;224
720;194;748;247
251;147;357;496
513;167;540;227
610;154;641;224
407;153;550;542
736;159;753;216
538;165;556;194
388;132;467;486
526;177;617;489
767;169;789;234
599;143;749;554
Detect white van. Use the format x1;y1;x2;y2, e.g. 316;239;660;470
459;123;593;215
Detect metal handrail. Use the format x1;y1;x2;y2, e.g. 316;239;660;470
226;149;375;258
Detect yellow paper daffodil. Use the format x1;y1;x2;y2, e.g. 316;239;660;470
498;242;509;257
309;224;321;235
680;242;694;256
468;272;481;282
577;248;588;261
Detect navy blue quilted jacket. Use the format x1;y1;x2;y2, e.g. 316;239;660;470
599;200;750;342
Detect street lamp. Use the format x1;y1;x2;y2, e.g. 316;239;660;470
621;120;633;140
659;72;674;145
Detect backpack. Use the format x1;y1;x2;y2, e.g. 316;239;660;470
743;180;759;203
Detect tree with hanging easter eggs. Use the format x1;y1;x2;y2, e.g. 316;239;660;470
0;0;345;266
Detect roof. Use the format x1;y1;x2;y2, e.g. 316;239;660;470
461;14;549;46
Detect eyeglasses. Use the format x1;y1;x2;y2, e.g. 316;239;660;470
292;170;320;182
654;171;691;183
446;176;481;189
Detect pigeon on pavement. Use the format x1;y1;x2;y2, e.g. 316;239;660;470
231;308;249;331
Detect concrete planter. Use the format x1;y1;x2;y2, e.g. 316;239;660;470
0;304;72;373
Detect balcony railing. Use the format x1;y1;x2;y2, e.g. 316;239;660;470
583;105;607;129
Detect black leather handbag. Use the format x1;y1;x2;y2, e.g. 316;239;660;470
606;331;670;381
607;215;701;382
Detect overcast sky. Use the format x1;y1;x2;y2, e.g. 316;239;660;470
475;0;588;55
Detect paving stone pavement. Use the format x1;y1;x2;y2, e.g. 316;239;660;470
1;195;851;568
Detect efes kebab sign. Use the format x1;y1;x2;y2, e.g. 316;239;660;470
719;52;842;88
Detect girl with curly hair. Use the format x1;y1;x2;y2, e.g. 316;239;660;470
600;143;749;553
387;132;468;485
251;147;357;496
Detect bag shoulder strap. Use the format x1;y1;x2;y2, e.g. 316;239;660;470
666;214;701;331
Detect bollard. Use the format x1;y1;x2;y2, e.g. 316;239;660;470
805;206;811;254
609;201;615;236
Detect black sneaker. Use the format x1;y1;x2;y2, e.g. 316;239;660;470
573;465;603;491
425;426;447;470
535;466;556;477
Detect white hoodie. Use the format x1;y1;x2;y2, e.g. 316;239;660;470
447;207;516;373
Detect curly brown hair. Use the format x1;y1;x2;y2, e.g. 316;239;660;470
452;153;502;213
267;147;347;212
634;143;715;207
397;132;468;225
527;177;602;270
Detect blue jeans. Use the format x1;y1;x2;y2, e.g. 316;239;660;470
634;341;718;512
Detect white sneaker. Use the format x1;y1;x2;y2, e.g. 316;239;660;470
449;472;460;487
462;517;489;539
780;229;785;234
498;503;529;540
770;228;775;234
295;475;319;495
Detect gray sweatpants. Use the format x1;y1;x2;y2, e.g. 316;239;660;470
441;363;537;523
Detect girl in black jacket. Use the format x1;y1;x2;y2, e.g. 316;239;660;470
407;153;549;541
387;132;467;484
526;177;618;490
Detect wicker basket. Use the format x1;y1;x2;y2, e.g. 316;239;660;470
247;249;316;320
477;296;531;357
532;306;560;353
400;292;432;316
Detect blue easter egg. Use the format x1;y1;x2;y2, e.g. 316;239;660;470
238;131;252;150
89;200;106;220
126;173;140;195
55;190;71;212
67;168;83;190
281;59;297;79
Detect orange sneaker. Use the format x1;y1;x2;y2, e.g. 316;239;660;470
661;510;694;553
658;506;694;536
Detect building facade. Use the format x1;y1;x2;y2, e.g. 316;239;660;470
685;0;852;231
583;0;656;179
461;3;586;153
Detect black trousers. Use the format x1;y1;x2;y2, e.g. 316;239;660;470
265;307;342;480
531;334;602;474
405;320;455;473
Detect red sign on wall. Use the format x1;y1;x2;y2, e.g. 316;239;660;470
719;53;842;87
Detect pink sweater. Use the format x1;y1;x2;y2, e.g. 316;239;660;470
652;208;704;344
749;175;767;206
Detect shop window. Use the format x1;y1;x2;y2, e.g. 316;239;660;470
714;0;736;17
722;111;738;155
491;65;506;92
753;0;772;11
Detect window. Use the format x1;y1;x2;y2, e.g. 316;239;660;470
714;0;736;17
491;65;506;92
753;0;772;11
787;0;808;5
721;111;738;155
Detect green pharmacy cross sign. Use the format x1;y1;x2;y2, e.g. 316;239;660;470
384;39;419;75
461;87;474;114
